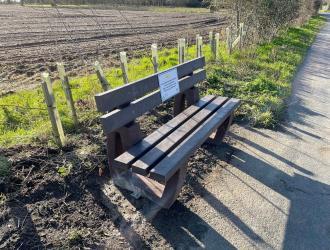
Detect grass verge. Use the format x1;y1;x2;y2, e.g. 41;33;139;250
206;15;326;127
0;16;325;147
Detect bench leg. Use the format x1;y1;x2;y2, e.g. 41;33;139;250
160;164;187;209
131;163;187;209
173;94;185;117
106;122;143;178
185;87;200;107
207;114;234;146
173;87;200;116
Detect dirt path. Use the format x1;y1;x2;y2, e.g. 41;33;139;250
179;13;330;249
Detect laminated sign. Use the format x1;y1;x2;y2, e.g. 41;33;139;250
158;68;180;102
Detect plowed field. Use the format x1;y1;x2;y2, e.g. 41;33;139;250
0;5;228;94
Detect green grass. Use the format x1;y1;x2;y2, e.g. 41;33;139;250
206;15;326;127
0;16;325;147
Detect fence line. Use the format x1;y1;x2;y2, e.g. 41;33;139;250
33;26;249;146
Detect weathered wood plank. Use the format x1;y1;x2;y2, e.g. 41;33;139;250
95;57;205;112
41;72;66;147
120;51;129;84
113;95;216;170
94;61;110;91
57;62;79;128
100;69;206;134
132;97;228;175
149;98;241;183
151;43;158;73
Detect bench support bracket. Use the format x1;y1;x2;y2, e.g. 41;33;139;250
207;114;234;145
174;87;200;116
106;122;143;176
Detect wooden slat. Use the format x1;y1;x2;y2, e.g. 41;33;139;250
113;95;216;170
132;97;229;175
149;98;241;183
95;57;206;112
100;69;206;134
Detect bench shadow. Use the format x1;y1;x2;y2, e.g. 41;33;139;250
86;176;151;249
207;142;330;250
94;169;238;249
152;201;236;250
105;142;270;249
228;132;314;176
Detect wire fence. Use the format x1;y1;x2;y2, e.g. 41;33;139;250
0;5;246;146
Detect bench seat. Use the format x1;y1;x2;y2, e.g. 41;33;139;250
114;95;240;184
95;57;241;209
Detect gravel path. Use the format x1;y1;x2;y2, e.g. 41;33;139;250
182;13;330;249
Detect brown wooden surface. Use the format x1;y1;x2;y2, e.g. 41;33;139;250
100;69;206;134
207;114;234;145
132;97;228;176
106;122;143;177
149;98;241;183
113;95;216;170
95;57;205;112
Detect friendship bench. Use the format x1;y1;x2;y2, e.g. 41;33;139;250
95;57;240;209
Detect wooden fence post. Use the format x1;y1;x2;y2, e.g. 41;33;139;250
151;43;158;73
186;39;189;61
209;31;214;50
94;61;110;91
178;38;186;64
226;27;232;54
239;23;244;49
56;63;78;128
196;35;203;58
214;33;220;61
120;51;129;84
196;34;200;58
41;72;66;147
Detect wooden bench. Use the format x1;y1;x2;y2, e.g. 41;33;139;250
95;57;240;209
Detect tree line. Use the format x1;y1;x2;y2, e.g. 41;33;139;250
205;0;323;43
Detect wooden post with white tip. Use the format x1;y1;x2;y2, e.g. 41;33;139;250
120;51;129;84
151;43;159;73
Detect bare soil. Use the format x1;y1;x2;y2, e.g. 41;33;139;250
0;5;228;95
0;103;230;249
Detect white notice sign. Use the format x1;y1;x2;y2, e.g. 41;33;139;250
158;68;180;102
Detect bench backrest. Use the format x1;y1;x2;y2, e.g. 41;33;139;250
95;57;206;135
